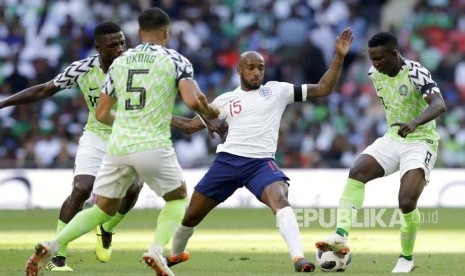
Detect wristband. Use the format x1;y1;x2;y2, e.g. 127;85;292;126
302;84;308;101
197;114;207;127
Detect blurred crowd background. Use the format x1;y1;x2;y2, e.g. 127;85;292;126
0;0;464;169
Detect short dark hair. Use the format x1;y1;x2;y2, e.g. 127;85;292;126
138;7;170;31
368;32;398;50
93;21;122;37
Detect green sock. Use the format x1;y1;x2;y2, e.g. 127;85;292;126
102;212;125;233
336;178;365;236
400;208;419;258
55;205;112;249
55;220;68;257
56;220;67;234
153;198;187;250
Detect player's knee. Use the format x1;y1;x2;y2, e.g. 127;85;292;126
348;166;370;182
71;176;94;201
264;193;290;213
399;197;417;213
70;183;92;201
275;195;290;208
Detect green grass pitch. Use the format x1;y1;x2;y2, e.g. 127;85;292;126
0;208;463;275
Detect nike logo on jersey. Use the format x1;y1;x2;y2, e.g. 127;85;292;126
229;97;239;102
376;87;383;91
89;87;99;91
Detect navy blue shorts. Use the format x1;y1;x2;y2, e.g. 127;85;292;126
194;152;290;203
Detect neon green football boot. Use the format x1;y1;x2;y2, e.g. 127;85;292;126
94;225;113;263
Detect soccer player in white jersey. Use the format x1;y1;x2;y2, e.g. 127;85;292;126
315;32;446;273
0;22;144;271
164;29;354;273
24;8;219;276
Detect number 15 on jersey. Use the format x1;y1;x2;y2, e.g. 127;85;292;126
230;100;242;117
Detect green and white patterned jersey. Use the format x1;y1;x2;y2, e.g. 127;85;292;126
103;43;194;156
368;58;441;150
53;55;112;142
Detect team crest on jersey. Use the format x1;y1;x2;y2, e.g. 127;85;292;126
398;84;408;96
259;87;272;98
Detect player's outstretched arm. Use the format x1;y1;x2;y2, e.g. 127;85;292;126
305;28;354;98
178;79;219;120
171;115;228;139
391;93;446;138
0;81;61;109
171;115;204;134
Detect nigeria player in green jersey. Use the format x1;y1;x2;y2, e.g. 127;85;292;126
316;32;446;273
0;22;143;271
5;21;224;274
25;8;219;276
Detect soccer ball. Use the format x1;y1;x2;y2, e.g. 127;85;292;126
315;249;352;272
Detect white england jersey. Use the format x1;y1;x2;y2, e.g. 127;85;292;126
213;81;305;159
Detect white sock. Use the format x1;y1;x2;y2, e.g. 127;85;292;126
171;225;194;256
276;206;304;260
148;243;163;255
46;240;59;256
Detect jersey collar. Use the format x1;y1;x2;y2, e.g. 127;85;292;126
236;84;263;93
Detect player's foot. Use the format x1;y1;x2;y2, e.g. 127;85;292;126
165;251;190;267
95;225;113;263
142;249;175;276
293;257;315;272
315;232;350;256
392;256;414;273
45;255;74;271
25;241;57;276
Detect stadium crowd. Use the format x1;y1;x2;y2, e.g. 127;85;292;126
0;0;464;169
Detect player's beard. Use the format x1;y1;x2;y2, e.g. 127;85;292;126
241;75;261;90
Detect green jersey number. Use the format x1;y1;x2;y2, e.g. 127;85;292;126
125;69;149;110
87;95;99;107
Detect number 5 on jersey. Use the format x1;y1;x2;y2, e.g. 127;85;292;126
126;69;149;110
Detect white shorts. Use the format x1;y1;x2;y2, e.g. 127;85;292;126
362;136;437;181
93;147;184;198
74;131;107;177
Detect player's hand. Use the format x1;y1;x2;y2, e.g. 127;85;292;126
335;28;354;57
205;118;228;141
391;122;418;138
